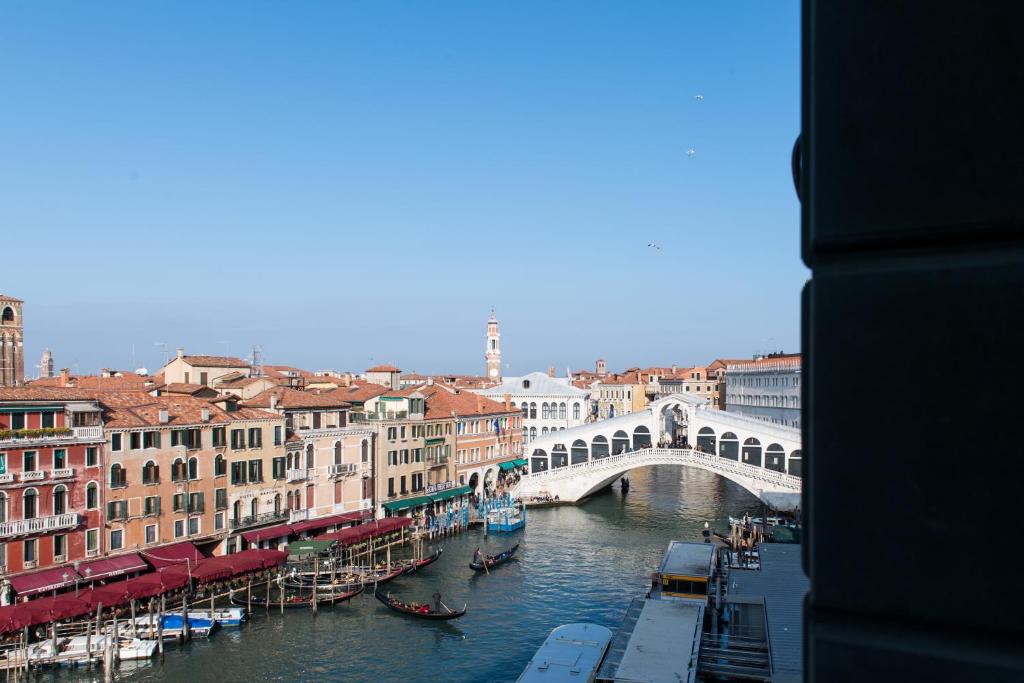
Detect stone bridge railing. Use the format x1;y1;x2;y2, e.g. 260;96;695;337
520;447;802;492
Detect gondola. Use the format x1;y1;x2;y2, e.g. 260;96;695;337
231;584;364;609
283;563;408;588
469;543;519;572
374;588;466;620
402;548;443;573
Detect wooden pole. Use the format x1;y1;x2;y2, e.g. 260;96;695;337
130;599;137;637
148;598;155;641
51;622;58;667
312;558;318;615
247;578;252;613
182;590;191;642
112;611;119;663
279;578;284;615
265;575;271;611
158;596;165;657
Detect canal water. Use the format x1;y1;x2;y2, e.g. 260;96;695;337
49;466;761;683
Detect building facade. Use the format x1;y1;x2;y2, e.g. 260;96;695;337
160;349;251;387
0;388;105;576
724;354;802;428
475;372;589;446
593;371;646;419
0;295;24;387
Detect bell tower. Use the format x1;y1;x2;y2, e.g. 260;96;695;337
0;294;24;387
485;309;501;382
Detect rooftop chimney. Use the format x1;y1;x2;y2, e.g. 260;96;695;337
158;409;169;424
504;393;511;411
201;408;210;422
101;368;112;379
176;348;185;360
269;394;278;411
426;377;434;386
59;368;71;387
671;364;677;373
547;366;556;377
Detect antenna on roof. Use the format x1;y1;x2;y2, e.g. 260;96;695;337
154;342;168;365
249;344;263;377
219;341;230;359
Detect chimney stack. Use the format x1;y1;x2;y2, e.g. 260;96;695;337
426;377;434;386
504;393;512;411
158;409;169;424
59;368;71;387
547;365;555;377
176;347;185;360
270;394;278;411
201;408;210;422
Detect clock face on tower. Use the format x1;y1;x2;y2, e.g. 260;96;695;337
489;368;498;378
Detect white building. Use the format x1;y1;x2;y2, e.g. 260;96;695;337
725;353;802;428
474;371;591;445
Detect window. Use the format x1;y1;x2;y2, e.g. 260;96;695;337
188;517;200;535
23;488;37;519
0;492;6;523
274;426;282;446
272;457;286;480
248;459;263;483
215;454;226;477
231;461;246;485
248;428;262;448
145;524;157;544
86;529;99;554
188;492;204;513
171;458;185;482
334;442;342;465
212;427;227;448
130;432;141;450
107;500;127;520
530;403;537;419
86;447;98;467
559;403;567;420
143;431;161;449
53;533;66;560
144;496;160;516
400;426;406;439
53;449;67;469
412;473;423;491
22;451;36;472
199;371;208;385
188;457;198;480
387;427;397;440
361;440;369;463
387;477;395;497
41;412;55;429
231;429;245;449
143;460;159;484
388;450;398;466
171;428;201;450
414;448;423;463
215;488;227;510
23;539;37;564
10;413;24;430
173;493;184;512
400;475;407;494
215;512;225;531
52;485;67;515
109;529;124;551
174;519;185;538
86;482;98;509
401;449;409;464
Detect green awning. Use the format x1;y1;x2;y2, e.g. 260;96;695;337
432;485;471;503
382;494;433;512
425;437;445;446
499;458;528;471
286;540;336;557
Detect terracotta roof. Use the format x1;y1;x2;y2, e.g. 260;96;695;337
241;387;352;410
0;387;100;402
214;376;269;388
328;382;389;404
100;392;279;429
0;294;23;303
366;364;401;373
261;365;317;378
28;374;163;391
419;385;516;419
160;383;209;395
180;355;250;368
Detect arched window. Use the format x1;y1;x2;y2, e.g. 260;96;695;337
529;402;537;419
719;432;739;460
521;403;529;418
53;485;67;515
551;445;569;469
188;456;198;480
233;500;242;522
612;430;630;454
632;425;651;449
541;426;549;436
541;403;549;419
142;460;159;484
1;307;13;322
110;463;126;488
86;482;99;510
529;426;537;440
696;427;716;453
171;458;185;482
591;435;610;459
559;403;566;420
573;403;580;420
306;444;315;470
0;492;7;523
742;437;762;467
765;443;786;472
274;493;282;514
788;450;802;477
23;488;38;519
334;442;342;465
250;498;258;519
361;440;369;463
571;439;589;464
215;454;226;477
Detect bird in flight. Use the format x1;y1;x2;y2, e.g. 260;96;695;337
687;148;696;157
695;94;704;101
648;242;661;250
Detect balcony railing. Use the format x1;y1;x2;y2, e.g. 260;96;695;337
73;426;104;440
289;509;309;523
0;513;80;539
286;468;309;483
51;468;75;479
0;474;14;484
0;426;103;445
328;463;357;476
229;510;288;530
19;471;44;482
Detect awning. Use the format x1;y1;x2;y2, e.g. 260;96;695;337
286;540;337;557
77;552;147;582
241;523;294;544
142;541;203;568
191;549;287;585
313;517;412;546
290;510;368;534
432;485;472;502
10;566;80;597
382;494;432;512
499;458;528;470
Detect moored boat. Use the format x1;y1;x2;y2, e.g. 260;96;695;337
469;543;519;572
230;584;364;609
373;588;466;620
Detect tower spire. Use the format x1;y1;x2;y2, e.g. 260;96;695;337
485;309;501;382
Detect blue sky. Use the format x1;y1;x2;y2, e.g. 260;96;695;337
1;2;803;377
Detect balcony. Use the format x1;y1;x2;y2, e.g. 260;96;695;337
72;426;104;440
229;510;288;530
0;426;103;446
0;474;13;484
0;513;80;539
286;468;309;483
289;509;309;523
51;467;75;479
19;470;44;482
328;463;357;476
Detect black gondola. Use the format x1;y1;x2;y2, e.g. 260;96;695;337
374;588;466;620
231;584;364;609
404;548;443;573
469;543;519;572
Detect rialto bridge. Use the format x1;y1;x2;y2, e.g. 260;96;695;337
515;394;802;510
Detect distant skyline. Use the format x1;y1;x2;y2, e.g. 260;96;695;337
1;2;803;376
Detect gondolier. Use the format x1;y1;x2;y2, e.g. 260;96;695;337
473;547;484;566
433;591;442;613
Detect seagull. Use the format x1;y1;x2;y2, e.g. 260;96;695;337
695;94;704;101
648;242;661;250
687;148;696;157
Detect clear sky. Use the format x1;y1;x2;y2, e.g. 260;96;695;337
1;2;803;377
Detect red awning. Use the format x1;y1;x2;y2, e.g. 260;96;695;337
0;595;94;635
10;566;80;597
77;552;148;582
290;510;368;534
190;557;235;584
313;517;411;547
191;549;288;584
241;523;295;544
86;581;135;609
142;541;204;568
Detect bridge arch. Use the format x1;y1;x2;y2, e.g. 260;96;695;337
592;435;609;459
551;444;568;469
612;430;630;454
720;432;739;460
789;449;802;477
742;437;762;467
696;427;716;454
632;425;651;449
765;443;786;472
571;439;589;464
531;449;548;474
